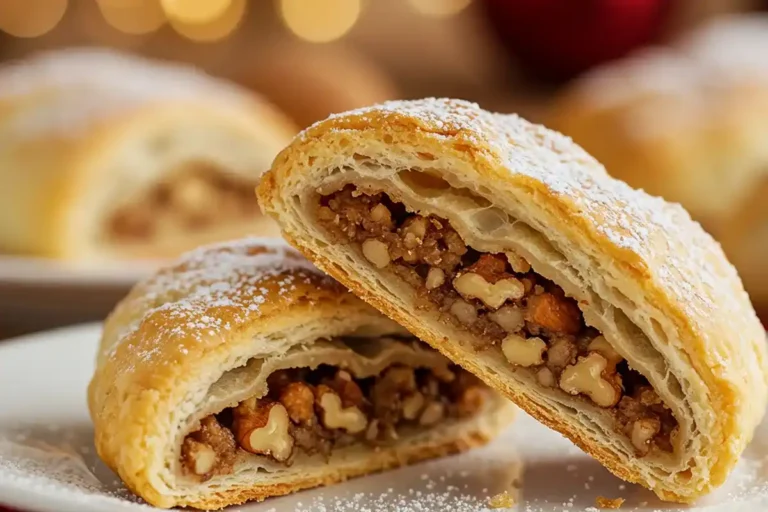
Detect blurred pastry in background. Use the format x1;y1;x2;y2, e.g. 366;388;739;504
549;15;768;309
237;43;398;128
0;48;296;261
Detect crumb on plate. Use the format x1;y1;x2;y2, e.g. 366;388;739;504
488;490;515;509
596;495;625;509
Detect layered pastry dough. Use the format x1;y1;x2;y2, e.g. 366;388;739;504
258;98;768;502
0;48;296;260
549;16;768;307
88;238;512;509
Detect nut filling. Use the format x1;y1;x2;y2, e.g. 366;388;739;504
108;166;260;243
181;356;488;480
316;186;679;457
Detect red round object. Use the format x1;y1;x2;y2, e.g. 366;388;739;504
482;0;673;82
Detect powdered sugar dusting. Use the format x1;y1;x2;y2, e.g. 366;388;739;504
104;237;338;369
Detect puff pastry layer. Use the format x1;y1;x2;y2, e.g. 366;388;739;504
88;238;512;509
258;98;768;502
0;48;296;260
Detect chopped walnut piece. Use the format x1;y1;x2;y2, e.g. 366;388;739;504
631;417;661;455
232;399;294;461
324;370;364;408
450;299;478;325
419;401;445;426
501;334;547;367
454;272;525;309
402;392;426;420
180;416;237;479
362;239;391;268
588;336;623;366
279;382;316;425
536;367;556;387
401;216;428;248
596;496;625;509
546;336;577;370
526;292;582;334
369;203;393;227
489;305;525;333
181;438;218;477
426;267;446;289
316;385;368;434
560;353;622;407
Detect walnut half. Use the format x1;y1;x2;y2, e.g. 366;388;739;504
232;399;294;462
453;272;525;309
501;333;547;367
559;353;622;408
316;385;368;434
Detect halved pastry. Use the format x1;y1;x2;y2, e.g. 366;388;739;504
257;98;768;502
88;238;513;509
0;48;296;261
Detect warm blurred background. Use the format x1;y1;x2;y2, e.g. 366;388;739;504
0;0;766;338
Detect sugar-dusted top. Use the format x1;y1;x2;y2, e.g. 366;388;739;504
101;237;348;370
298;98;753;336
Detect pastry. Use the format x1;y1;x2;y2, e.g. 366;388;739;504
88;237;513;509
0;48;296;261
257;98;768;502
549;15;768;307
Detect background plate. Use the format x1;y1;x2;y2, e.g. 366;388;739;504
0;256;158;337
1;324;767;512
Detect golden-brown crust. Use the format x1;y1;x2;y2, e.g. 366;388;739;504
257;98;768;503
88;237;513;509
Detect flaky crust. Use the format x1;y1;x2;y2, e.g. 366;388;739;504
88;237;513;509
257;98;768;502
0;48;296;260
549;17;768;304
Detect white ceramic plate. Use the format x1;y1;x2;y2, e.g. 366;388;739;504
1;324;767;512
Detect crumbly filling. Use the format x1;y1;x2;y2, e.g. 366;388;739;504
316;186;678;457
108;166;260;242
180;359;487;480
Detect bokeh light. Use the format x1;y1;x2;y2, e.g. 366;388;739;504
407;0;471;18
160;0;232;24
280;0;361;43
168;0;245;42
0;0;68;37
96;0;166;35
